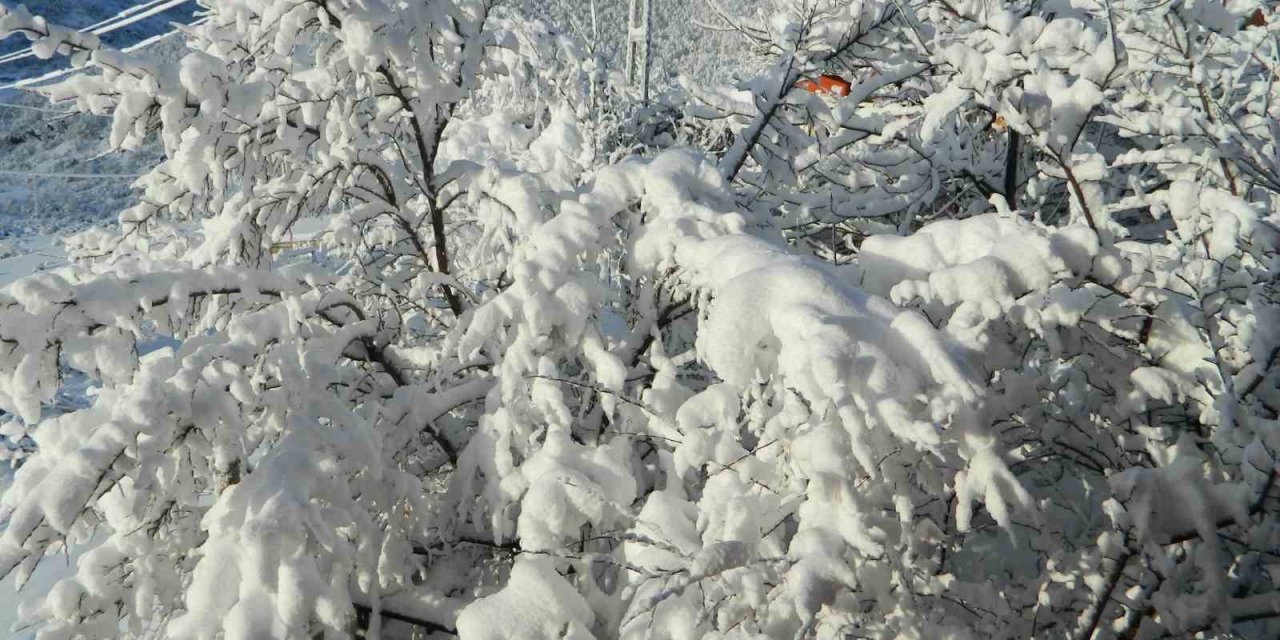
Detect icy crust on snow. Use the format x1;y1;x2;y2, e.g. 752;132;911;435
452;150;1033;637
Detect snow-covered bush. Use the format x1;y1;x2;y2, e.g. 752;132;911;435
681;0;1280;636
0;0;1276;638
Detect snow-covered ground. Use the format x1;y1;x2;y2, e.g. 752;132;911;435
0;232;62;286
0;90;162;238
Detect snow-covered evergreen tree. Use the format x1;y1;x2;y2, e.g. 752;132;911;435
0;0;1276;638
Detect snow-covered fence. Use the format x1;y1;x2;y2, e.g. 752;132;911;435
0;170;142;237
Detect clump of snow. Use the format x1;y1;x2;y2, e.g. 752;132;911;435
456;557;595;640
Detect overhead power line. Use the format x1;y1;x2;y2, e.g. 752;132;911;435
0;101;71;114
0;0;193;67
0;169;141;179
0;17;205;91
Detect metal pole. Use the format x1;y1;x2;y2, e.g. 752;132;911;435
641;0;653;105
30;174;39;220
625;0;639;86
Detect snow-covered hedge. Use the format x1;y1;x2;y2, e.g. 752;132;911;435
0;0;1277;638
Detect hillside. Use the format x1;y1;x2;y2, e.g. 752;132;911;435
0;2;194;242
0;0;198;85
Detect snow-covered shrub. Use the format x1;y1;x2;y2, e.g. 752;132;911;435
682;0;1280;637
0;0;1276;639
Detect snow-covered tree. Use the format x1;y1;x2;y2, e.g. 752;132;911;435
683;0;1280;637
0;0;1276;638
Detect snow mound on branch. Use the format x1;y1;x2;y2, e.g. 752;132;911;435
463;150;988;465
675;234;980;451
454;150;1034;636
515;437;638;552
860;214;1098;308
455;557;594;640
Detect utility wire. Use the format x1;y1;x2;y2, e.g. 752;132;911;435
0;0;193;66
0;101;71;114
0;18;205;91
0;170;141;179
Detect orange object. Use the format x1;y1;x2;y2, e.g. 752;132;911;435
797;74;852;97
